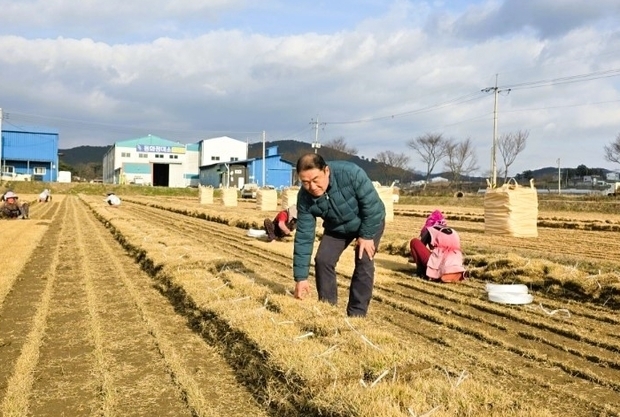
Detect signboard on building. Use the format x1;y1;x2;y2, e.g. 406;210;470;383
136;144;186;154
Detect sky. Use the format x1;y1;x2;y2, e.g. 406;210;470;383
1;0;620;176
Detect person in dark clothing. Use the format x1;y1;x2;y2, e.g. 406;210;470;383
293;153;385;317
264;204;298;242
0;191;30;219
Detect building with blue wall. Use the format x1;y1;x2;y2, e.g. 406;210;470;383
199;145;294;189
246;146;294;188
1;126;59;182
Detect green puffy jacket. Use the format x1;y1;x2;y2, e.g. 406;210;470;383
293;161;385;281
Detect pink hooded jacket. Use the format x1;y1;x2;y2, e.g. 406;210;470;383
425;226;465;282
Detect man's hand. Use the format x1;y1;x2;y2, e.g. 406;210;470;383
357;238;376;260
294;280;310;299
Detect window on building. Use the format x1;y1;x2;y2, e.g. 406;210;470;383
155;154;164;159
34;167;47;175
121;152;131;157
139;153;148;158
3;165;15;173
169;154;178;159
211;156;220;161
231;157;239;161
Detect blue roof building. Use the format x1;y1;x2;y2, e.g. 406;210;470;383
1;125;59;182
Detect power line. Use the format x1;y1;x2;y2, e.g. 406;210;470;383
502;68;620;90
323;91;487;125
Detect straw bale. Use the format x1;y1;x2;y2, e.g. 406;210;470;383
484;180;538;237
198;185;214;204
256;188;278;211
281;187;300;210
221;188;238;207
375;186;394;222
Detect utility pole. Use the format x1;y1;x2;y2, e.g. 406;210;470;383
557;158;561;195
482;75;510;189
262;130;266;187
0;108;3;175
310;117;324;153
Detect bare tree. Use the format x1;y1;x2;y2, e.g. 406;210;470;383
444;138;479;187
406;133;448;186
375;151;410;185
324;136;358;155
497;129;528;183
604;132;620;164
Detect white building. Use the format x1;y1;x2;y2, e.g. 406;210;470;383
197;136;249;188
103;134;192;187
199;136;247;166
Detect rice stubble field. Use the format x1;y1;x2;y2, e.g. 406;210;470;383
0;193;619;416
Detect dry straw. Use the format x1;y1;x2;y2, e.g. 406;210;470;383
198;185;214;204
281;187;299;210
374;183;395;222
256;188;277;211
221;188;238;207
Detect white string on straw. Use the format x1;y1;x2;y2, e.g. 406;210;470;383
295;332;314;340
443;368;468;389
370;369;390;388
316;344;339;358
344;319;381;351
539;303;571;318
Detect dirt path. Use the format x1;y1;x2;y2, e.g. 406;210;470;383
0;196;268;416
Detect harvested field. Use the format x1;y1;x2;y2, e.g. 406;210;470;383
1;194;619;416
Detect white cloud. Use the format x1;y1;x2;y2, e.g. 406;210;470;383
0;0;619;176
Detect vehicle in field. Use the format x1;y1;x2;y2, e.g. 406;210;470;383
603;182;620;196
240;183;259;199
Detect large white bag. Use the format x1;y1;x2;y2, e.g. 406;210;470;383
484;179;538;237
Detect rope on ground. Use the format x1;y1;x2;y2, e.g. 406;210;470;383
538;303;571;319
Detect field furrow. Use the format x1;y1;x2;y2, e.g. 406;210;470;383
87;197;620;416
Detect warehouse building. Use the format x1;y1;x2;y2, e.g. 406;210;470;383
102;134;295;189
0;125;59;182
197;138;294;189
103;134;193;187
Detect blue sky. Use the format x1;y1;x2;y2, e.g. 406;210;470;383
1;0;620;176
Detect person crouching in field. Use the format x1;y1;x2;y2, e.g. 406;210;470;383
293;153;386;317
264;204;297;242
409;210;466;282
0;191;30;219
39;188;52;202
105;192;121;207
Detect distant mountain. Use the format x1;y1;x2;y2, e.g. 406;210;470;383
57;141;613;185
59;145;109;166
248;139;421;184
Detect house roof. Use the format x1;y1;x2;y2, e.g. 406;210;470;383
116;134;184;148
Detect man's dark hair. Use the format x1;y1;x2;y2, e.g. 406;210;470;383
296;153;327;173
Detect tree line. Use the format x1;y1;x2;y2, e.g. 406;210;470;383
324;130;529;188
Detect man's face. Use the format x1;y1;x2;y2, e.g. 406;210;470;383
299;166;330;197
6;197;15;204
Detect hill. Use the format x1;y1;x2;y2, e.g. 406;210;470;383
248;140;421;184
59;145;109;166
57;141;614;185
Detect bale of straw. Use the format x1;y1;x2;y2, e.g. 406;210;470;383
221;188;238;207
199;185;214;204
257;188;278;211
484;178;538;237
374;186;394;222
281;187;300;210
